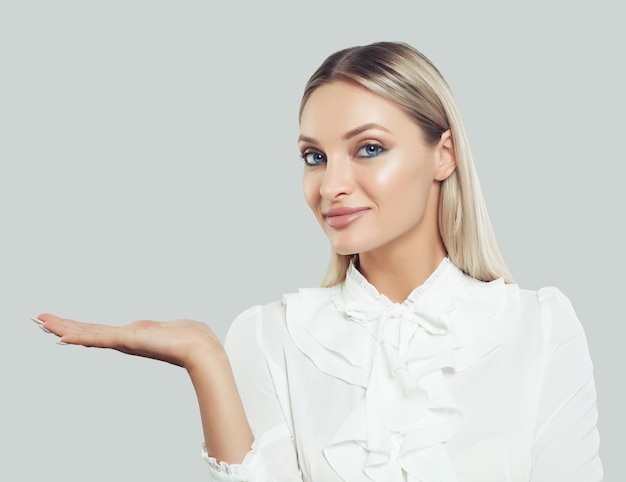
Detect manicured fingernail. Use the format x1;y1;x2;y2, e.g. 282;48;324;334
57;340;69;345
30;317;44;326
38;325;51;334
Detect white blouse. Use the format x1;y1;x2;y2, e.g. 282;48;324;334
203;259;603;481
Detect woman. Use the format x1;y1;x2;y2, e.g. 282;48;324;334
33;41;603;481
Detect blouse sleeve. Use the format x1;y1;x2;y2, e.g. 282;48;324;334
530;288;604;481
202;305;303;482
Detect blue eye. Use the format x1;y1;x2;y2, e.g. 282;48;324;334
301;151;326;166
356;144;386;158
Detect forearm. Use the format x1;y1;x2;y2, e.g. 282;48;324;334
187;349;254;464
35;314;256;468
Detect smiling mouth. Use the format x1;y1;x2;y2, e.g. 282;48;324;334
324;207;370;229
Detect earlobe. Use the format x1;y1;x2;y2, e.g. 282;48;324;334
434;129;457;181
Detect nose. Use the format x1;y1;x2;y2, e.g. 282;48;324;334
319;156;354;200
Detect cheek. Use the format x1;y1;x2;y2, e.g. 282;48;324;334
302;173;320;213
366;157;425;194
366;155;435;207
366;160;401;188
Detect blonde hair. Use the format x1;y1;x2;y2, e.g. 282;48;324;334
300;41;514;286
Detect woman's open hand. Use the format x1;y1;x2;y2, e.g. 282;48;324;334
33;313;223;370
33;313;254;462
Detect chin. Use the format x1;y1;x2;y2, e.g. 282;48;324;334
327;233;380;257
330;239;371;257
333;248;359;256
327;239;359;256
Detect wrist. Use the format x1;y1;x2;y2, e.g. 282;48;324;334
185;342;229;380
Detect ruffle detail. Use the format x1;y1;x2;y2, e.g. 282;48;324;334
285;258;520;482
202;435;269;481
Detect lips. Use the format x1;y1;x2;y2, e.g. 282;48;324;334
323;207;370;229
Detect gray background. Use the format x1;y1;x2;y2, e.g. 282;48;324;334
1;1;623;480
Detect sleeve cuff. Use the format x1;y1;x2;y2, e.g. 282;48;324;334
202;435;271;482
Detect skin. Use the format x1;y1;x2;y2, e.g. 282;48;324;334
35;314;254;464
300;80;457;302
34;78;457;467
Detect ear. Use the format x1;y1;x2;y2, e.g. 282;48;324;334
434;129;457;181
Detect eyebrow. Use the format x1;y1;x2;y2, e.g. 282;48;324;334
298;123;391;144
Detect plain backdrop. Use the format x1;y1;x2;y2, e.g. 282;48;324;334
1;1;623;480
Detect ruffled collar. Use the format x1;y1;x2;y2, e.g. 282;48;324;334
284;258;519;482
334;258;456;355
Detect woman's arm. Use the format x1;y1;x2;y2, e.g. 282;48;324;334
34;314;253;464
186;347;254;463
530;289;603;481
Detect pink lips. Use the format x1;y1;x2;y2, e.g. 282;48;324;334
323;207;370;229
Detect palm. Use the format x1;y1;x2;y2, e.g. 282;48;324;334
35;314;222;369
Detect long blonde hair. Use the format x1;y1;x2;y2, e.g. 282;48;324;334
300;41;514;286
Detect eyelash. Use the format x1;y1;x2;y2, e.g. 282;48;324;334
356;143;386;158
300;151;326;167
300;142;387;167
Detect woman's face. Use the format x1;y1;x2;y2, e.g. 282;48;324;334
299;80;455;258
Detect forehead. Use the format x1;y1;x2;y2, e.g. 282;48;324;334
300;80;414;136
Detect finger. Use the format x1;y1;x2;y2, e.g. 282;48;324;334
37;313;108;329
30;316;51;332
56;320;161;346
58;324;171;361
58;329;125;349
36;313;121;335
38;314;159;331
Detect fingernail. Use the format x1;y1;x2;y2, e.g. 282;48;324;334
30;317;44;326
38;325;51;334
57;340;69;346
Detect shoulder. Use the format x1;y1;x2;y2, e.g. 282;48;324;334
224;287;333;351
518;286;586;340
514;286;591;368
224;301;282;351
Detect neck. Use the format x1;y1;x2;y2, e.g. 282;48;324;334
358;248;446;303
357;222;447;303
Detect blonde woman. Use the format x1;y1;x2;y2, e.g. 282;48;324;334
34;41;603;481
